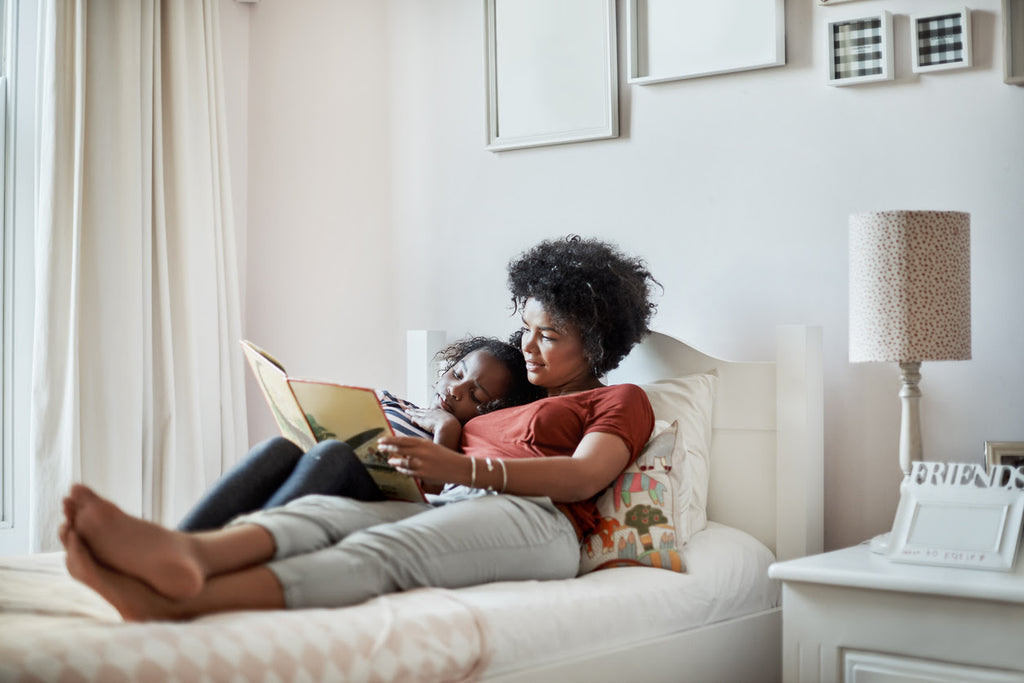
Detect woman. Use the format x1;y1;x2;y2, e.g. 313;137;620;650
60;236;661;620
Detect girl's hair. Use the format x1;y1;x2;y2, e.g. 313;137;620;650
507;235;661;376
437;336;546;414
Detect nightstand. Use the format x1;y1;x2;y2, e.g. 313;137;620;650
768;543;1024;682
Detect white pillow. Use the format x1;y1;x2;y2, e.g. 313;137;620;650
639;371;718;543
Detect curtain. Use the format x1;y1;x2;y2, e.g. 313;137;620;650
30;0;247;551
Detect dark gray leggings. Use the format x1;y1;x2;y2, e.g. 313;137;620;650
177;437;384;532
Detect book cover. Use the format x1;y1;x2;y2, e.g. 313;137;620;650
240;340;425;502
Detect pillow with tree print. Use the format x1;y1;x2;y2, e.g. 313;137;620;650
578;421;684;574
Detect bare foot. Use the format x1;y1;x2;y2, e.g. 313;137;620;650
58;495;77;546
64;528;179;622
66;484;204;600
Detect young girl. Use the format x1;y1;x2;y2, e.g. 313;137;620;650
177;336;544;531
60;236;660;619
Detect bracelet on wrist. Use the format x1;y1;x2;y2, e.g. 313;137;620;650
485;458;496;492
497;458;508;493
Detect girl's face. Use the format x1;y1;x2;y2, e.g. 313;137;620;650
520;298;599;396
430;349;512;423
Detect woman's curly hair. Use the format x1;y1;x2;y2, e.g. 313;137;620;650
507;235;661;376
436;336;546;414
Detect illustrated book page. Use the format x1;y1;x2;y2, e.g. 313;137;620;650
241;340;425;502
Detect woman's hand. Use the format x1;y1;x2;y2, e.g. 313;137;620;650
378;436;468;487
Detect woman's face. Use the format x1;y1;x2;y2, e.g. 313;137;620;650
430;349;511;423
520;298;598;396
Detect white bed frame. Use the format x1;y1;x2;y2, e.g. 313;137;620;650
409;325;824;682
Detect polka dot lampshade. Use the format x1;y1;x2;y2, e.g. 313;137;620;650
849;210;971;363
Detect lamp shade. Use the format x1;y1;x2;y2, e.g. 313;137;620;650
849;210;971;363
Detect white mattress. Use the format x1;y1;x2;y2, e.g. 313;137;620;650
460;521;781;678
0;522;777;682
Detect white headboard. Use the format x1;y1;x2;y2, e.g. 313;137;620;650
406;325;823;561
607;326;823;561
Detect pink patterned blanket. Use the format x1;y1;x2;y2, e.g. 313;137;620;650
0;553;490;682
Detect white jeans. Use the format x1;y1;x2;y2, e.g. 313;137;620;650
232;493;580;608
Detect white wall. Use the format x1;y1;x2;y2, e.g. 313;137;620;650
228;0;1024;551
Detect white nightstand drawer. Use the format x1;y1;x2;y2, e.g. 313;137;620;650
844;650;1024;683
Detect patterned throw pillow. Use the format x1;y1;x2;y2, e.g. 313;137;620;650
578;422;684;574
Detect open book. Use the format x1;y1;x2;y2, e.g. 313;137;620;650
241;340;425;502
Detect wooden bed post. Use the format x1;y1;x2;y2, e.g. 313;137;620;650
775;325;824;561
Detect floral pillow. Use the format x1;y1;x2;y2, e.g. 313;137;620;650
579;422;684;574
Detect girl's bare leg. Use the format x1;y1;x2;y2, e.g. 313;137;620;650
64;484;277;600
64;528;286;622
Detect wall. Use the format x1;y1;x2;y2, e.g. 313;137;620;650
231;0;1024;550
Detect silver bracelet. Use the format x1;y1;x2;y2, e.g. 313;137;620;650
470;457;477;488
485;458;495;492
497;458;508;493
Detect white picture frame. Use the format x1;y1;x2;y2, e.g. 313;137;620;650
827;12;894;86
888;483;1024;571
986;441;1024;471
484;0;618;151
1005;0;1024;84
911;9;972;74
626;0;785;85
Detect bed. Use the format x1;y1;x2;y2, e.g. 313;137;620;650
0;325;823;683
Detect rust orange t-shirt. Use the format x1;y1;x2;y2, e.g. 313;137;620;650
460;383;654;538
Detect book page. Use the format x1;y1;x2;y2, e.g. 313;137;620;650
287;380;425;502
240;341;316;451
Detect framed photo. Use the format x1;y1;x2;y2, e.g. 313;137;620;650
484;0;618;151
1005;0;1024;84
625;0;785;85
911;9;972;73
827;12;893;86
986;441;1024;471
888;481;1024;571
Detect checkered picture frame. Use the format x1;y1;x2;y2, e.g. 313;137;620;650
912;9;972;73
827;12;893;86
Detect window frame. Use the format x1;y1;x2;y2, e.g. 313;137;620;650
1;0;38;555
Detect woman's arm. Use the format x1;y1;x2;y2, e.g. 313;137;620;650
378;431;630;502
482;432;630;501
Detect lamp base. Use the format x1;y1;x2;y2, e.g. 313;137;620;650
868;532;890;554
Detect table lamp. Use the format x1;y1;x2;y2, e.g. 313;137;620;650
849;210;972;481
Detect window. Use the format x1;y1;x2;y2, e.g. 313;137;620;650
0;0;10;534
1;0;37;555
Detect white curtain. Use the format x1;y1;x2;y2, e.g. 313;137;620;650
30;0;247;551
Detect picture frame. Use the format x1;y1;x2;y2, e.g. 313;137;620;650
911;9;972;74
888;481;1024;571
827;12;894;86
1005;0;1024;84
986;441;1024;471
484;0;618;151
625;0;785;85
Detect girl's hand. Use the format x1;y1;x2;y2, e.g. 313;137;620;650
378;436;468;487
407;408;463;449
406;407;459;434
